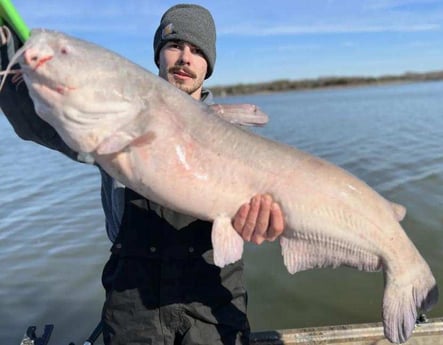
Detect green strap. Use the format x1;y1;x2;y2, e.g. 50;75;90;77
0;0;30;42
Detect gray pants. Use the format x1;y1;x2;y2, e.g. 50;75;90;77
103;284;249;344
101;248;250;344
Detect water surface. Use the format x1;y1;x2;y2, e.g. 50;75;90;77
1;81;442;344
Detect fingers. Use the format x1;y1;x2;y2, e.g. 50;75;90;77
267;202;285;241
232;194;285;245
250;194;272;244
232;202;250;235
240;195;261;243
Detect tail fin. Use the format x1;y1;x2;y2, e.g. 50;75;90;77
382;269;438;343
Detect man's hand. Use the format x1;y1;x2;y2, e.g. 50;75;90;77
232;194;285;244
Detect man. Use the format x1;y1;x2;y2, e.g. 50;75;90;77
0;4;284;345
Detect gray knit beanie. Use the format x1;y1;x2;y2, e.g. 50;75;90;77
153;4;216;79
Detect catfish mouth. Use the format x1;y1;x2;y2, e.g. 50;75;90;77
32;55;53;71
21;67;68;96
20;62;76;96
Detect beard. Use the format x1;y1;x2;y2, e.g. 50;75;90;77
171;78;202;95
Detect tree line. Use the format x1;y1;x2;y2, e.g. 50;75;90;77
210;70;443;97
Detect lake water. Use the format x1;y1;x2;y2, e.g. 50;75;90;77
1;81;442;344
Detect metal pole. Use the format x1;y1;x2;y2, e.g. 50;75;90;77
83;321;103;345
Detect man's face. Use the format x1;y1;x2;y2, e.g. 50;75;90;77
158;40;208;100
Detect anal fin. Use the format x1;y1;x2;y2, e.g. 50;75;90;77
209;103;269;126
280;234;382;274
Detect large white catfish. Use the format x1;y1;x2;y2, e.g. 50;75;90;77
7;29;438;343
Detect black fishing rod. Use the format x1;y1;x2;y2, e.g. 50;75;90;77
19;321;103;345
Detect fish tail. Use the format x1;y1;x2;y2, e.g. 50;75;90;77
382;264;438;343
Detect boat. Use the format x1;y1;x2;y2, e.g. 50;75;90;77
20;317;443;344
250;317;443;345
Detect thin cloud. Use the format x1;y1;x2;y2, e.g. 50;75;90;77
220;23;441;36
364;0;441;10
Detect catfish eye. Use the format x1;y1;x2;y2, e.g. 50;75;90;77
60;47;68;54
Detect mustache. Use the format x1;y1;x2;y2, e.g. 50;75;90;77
168;65;197;78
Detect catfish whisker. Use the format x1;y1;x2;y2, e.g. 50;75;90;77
0;43;27;91
0;69;22;90
0;69;21;77
13;74;25;90
11;71;23;84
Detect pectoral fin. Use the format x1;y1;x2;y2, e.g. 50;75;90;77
210;103;269;126
96;131;135;154
211;215;244;267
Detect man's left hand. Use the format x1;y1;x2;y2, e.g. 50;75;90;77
232;194;285;244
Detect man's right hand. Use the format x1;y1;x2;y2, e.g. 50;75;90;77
232;194;285;245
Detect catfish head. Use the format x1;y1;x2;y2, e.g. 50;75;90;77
12;29;148;153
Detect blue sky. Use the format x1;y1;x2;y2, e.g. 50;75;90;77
11;0;443;86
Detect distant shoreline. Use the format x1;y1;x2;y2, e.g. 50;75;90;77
210;70;443;97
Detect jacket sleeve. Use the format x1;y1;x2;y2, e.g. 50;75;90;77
0;25;81;162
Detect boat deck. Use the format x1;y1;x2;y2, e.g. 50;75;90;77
250;317;443;345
